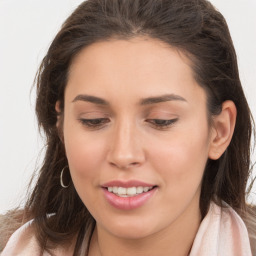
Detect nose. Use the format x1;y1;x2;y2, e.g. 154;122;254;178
106;119;145;170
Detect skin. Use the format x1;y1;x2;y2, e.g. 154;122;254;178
57;37;236;256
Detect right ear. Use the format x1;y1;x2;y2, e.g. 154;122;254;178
55;101;64;143
55;100;61;127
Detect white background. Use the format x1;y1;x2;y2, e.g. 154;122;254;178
0;0;256;214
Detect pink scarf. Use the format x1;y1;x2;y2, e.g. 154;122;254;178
190;202;252;256
2;202;252;256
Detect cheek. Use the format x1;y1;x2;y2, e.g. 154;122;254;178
63;128;106;208
63;123;105;183
150;123;210;190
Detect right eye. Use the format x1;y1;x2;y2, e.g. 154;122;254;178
78;118;110;129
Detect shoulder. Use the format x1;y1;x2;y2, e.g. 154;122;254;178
190;201;252;256
1;216;82;256
0;209;27;252
1;219;42;256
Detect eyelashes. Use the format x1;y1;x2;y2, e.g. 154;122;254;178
78;118;178;130
146;118;178;129
79;118;110;128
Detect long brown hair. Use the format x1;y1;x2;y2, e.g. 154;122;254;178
24;0;255;254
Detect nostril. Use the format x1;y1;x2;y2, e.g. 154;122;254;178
109;161;140;169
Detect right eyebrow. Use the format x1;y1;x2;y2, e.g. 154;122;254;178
72;94;109;105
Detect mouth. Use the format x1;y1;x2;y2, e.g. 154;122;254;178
101;181;158;210
103;186;156;197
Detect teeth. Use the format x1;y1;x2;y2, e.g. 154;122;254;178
117;187;126;195
143;187;150;192
136;186;144;194
107;186;153;197
127;187;136;196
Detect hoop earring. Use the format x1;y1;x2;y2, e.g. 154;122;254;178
60;166;70;188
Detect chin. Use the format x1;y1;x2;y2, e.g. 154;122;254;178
110;227;153;240
100;215;161;240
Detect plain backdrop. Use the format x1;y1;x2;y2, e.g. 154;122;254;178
0;0;256;214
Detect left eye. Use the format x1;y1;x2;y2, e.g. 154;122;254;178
146;118;178;128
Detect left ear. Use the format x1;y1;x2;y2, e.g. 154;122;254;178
208;100;237;160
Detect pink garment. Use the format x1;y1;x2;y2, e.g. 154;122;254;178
189;202;252;256
1;202;252;256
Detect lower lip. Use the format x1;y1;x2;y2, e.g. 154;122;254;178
102;187;157;210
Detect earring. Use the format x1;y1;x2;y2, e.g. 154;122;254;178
60;166;70;188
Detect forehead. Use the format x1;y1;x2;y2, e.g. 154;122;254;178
66;37;206;105
69;36;192;76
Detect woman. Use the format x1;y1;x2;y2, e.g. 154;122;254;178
1;0;255;255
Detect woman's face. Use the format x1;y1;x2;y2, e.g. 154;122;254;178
62;37;215;239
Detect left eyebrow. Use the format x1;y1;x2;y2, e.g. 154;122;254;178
140;94;187;105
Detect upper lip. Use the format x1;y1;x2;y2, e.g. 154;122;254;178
101;180;156;188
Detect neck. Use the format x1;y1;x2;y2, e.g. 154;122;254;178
88;200;201;256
